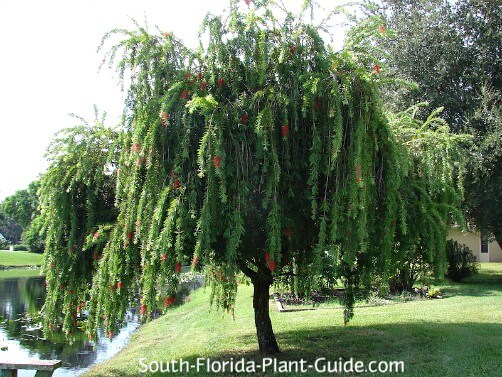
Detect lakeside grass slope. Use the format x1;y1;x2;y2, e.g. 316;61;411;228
0;250;43;267
85;264;502;376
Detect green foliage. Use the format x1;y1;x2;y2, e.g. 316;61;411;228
0;212;22;244
1;181;39;229
21;215;46;253
41;1;467;345
39;110;120;336
463;85;502;245
426;287;442;299
445;239;479;282
366;0;501;245
386;104;471;291
367;0;500;131
12;244;29;251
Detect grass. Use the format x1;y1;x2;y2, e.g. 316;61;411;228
0;250;43;267
0;267;42;279
85;264;502;377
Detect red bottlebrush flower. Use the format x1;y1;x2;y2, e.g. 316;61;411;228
127;231;133;240
265;252;271;262
200;81;207;91
184;72;191;80
281;125;289;137
108;330;114;338
164;295;176;307
161;253;168;261
117;282;123;289
244;0;252;5
241;114;248;125
290;45;296;54
93;231;99;239
140;304;147;315
181;89;188;99
132;143;140;153
68;289;74;295
197;72;203;80
174;262;182;273
50;263;55;269
191;255;199;267
374;64;381;74
73;320;78;327
160;111;169;121
284;228;292;238
173;179;180;189
355;164;362;179
379;25;385;34
268;260;276;272
213;155;221;168
218;78;224;87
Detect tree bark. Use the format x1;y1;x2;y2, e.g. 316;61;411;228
252;274;280;355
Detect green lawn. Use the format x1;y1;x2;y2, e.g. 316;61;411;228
0;267;43;279
0;250;43;267
85;264;502;376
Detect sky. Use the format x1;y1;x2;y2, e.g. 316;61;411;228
0;0;352;201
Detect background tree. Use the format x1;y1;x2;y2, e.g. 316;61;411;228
42;1;466;355
1;181;39;230
367;0;501;244
462;85;501;245
0;211;23;245
367;0;471;130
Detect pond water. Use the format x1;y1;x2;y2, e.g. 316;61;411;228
0;270;202;376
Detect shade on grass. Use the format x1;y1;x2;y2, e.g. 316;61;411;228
84;264;502;377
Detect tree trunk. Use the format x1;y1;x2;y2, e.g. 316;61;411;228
252;275;280;355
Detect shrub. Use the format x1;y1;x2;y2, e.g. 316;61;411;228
445;239;479;282
12;244;30;251
427;287;442;299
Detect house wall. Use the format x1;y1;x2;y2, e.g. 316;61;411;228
490;238;502;262
448;229;502;263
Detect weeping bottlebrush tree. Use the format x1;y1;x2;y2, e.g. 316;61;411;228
386;105;470;292
41;1;462;355
40;111;120;335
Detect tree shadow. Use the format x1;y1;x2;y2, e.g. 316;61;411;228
93;322;502;377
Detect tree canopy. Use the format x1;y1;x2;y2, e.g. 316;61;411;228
40;0;467;354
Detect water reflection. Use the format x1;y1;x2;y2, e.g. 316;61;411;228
0;271;202;376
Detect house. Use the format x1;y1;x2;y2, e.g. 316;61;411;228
448;228;502;262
